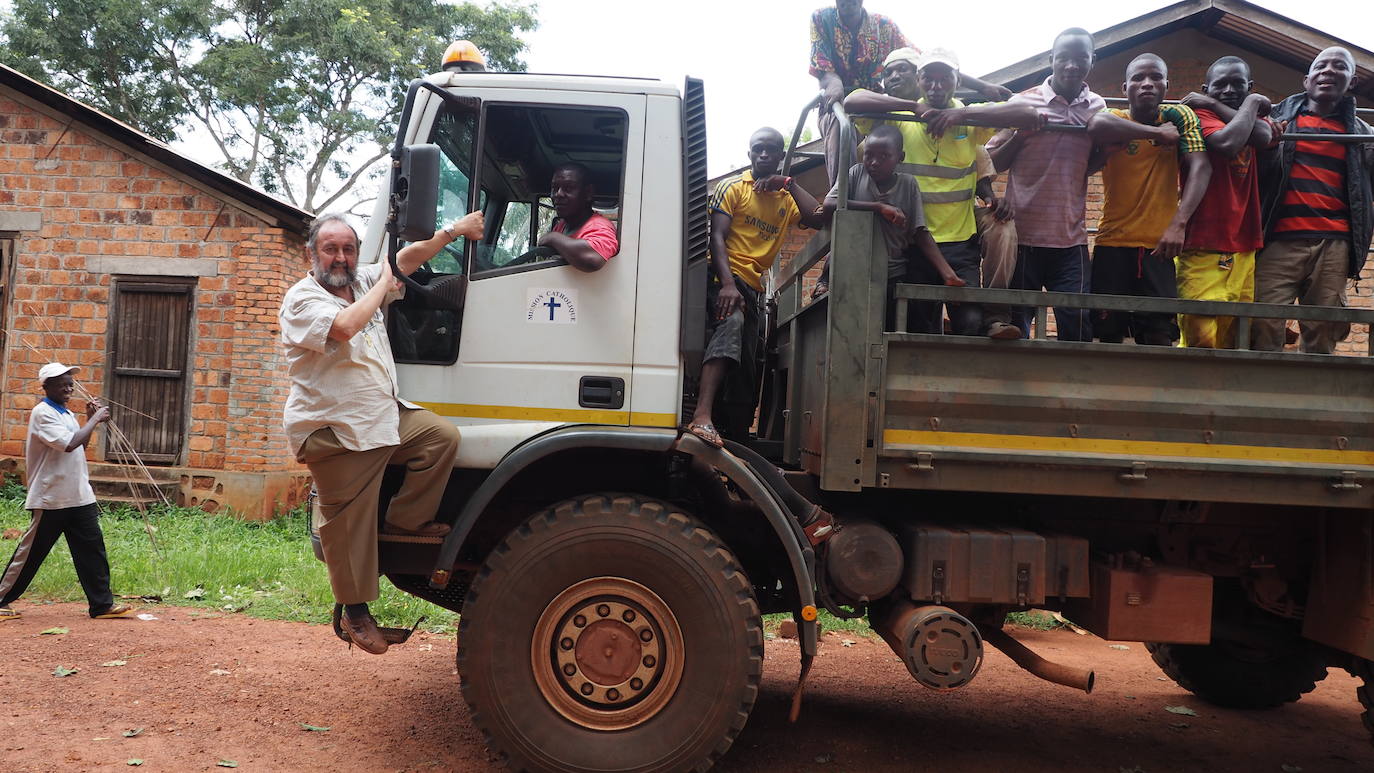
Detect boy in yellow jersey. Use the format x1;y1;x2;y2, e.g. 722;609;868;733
845;48;1036;336
685;128;826;448
1087;53;1211;345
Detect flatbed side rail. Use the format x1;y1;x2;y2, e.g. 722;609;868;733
890;284;1374;355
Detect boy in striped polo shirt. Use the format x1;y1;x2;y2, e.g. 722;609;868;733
1086;53;1211;346
1255;46;1374;353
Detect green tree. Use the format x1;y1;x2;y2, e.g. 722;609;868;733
0;0;537;211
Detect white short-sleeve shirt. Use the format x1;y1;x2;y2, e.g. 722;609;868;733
25;399;96;510
279;263;417;456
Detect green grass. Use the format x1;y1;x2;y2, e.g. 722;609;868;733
0;482;1064;641
0;495;458;634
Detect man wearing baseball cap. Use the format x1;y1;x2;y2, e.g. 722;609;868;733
0;363;132;621
846;47;1036;336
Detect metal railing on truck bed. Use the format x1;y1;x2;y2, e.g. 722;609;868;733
768;97;1374;509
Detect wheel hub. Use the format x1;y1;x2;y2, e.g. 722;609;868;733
532;577;684;730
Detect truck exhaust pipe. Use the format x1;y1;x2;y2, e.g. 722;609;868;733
983;628;1095;694
872;601;983;690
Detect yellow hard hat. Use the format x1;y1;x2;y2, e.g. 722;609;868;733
442;40;487;71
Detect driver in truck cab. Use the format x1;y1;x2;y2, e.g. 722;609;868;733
280;211;482;656
537;162;620;271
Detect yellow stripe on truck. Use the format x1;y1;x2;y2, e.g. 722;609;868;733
416;402;676;428
882;429;1374;467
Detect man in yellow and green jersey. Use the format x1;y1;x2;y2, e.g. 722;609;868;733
846;47;1036;336
1087;53;1211;345
684;127;825;448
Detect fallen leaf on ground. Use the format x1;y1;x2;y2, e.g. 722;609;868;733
2;528;21;540
209;669;231;676
126;760;143;767
183;587;206;600
136;614;159;621
40;627;69;635
1164;705;1198;716
217;760;239;768
123;728;143;738
299;723;330;732
814;753;833;764
52;666;79;677
1108;644;1131;650
840;639;856;647
101;660;128;667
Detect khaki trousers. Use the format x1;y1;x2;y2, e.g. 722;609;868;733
1252;238;1349;353
298;408;460;604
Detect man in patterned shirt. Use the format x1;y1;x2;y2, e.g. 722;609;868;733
809;0;1008;184
1254;46;1374;353
1087;53;1211;345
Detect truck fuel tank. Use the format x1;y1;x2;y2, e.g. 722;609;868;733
898;523;1089;606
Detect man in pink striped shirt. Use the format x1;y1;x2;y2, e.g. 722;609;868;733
986;28;1105;341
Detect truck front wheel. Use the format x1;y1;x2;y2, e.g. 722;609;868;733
457;494;763;772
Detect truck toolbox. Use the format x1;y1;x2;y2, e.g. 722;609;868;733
1067;561;1213;644
900;523;1048;605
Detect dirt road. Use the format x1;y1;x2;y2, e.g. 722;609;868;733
1;603;1369;772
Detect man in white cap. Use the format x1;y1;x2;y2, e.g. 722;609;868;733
0;363;132;621
846;47;1036;337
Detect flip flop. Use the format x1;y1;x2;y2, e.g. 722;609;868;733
91;604;134;619
0;606;20;621
684;422;724;449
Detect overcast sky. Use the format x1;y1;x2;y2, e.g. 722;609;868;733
524;0;1374;175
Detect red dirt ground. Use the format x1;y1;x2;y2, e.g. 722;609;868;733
1;603;1370;772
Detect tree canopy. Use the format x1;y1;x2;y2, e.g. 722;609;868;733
0;0;538;212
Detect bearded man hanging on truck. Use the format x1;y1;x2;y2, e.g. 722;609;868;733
684;127;826;448
280;211;482;654
1252;46;1374;353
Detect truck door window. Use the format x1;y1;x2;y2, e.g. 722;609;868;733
389;103;480;365
469;103;627;278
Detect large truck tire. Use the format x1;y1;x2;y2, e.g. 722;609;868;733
1354;658;1374;746
1146;638;1328;709
457;493;763;773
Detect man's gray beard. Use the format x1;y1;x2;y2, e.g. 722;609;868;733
318;265;355;288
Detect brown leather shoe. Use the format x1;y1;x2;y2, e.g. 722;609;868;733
381;521;451;537
341;608;389;654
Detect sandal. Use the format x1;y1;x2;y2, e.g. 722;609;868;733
684;422;724;449
91;604;134;619
0;606;20;621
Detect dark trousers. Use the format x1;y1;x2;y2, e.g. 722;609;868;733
704;275;763;442
0;503;115;615
1011;245;1092;341
1091;245;1179;345
905;238;983;335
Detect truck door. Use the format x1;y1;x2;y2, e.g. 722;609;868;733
389;90;645;466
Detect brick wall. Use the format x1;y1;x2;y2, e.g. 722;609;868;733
0;90;305;481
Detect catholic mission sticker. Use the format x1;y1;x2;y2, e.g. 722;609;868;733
527;288;578;324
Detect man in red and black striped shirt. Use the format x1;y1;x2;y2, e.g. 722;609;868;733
1255;47;1374;353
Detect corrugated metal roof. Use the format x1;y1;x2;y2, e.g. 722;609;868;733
980;0;1374;100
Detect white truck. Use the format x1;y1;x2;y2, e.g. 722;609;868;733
319;65;1374;772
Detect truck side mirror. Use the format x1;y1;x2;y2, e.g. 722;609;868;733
393;143;441;242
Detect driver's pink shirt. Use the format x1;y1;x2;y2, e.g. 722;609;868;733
552;213;619;260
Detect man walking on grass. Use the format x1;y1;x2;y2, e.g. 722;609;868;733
0;363;132;622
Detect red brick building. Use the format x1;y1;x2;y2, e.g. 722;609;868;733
0;64;313;518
